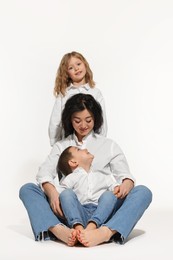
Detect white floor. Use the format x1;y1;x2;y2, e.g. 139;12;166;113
1;204;173;260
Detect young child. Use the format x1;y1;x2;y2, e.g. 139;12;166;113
49;51;107;146
57;146;119;238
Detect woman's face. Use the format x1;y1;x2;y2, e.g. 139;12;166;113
71;109;94;141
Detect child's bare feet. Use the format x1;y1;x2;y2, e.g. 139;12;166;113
49;224;77;246
86;221;97;231
74;223;84;231
72;224;84;245
77;226;114;247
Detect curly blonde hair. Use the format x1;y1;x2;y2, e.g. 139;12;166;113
54;51;95;97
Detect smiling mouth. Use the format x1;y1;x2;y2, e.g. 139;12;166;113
75;71;82;76
80;128;88;132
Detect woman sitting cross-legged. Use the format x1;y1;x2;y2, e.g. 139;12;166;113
19;93;152;247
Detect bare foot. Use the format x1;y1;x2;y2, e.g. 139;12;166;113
49;225;77;246
86;221;97;231
74;224;84;231
77;226;114;247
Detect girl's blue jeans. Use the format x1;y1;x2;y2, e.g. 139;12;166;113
19;183;152;243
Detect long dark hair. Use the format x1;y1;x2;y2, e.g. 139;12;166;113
62;94;103;137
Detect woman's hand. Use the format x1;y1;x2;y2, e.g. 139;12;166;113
42;182;64;218
49;190;64;218
114;179;134;199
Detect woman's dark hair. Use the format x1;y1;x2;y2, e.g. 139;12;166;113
62;93;103;137
57;146;73;177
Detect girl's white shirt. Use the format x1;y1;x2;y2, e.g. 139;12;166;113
36;132;135;191
48;83;107;146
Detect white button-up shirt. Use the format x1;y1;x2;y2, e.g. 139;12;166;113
36;132;135;189
57;167;118;205
48;83;107;146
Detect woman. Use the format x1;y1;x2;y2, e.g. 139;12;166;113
19;93;152;247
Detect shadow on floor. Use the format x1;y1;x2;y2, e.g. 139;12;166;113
126;229;145;242
7;223;145;245
7;224;34;240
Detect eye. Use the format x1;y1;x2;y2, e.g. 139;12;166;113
74;120;80;124
77;63;81;66
68;67;73;70
86;118;93;123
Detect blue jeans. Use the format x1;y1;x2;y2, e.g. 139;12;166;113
59;189;117;228
103;185;152;243
19;183;66;241
19;183;152;243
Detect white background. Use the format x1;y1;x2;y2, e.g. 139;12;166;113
0;0;173;212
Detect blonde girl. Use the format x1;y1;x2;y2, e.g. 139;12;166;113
48;51;107;146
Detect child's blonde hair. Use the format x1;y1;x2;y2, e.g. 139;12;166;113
54;51;95;97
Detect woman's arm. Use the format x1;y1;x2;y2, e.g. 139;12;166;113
110;141;136;184
42;182;64;217
36;143;62;187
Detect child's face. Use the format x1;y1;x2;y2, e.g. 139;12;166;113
69;147;94;166
67;57;86;85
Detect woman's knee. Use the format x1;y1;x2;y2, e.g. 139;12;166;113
19;183;38;200
134;185;153;203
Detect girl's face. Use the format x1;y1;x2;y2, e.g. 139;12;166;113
67;57;87;86
71;109;94;141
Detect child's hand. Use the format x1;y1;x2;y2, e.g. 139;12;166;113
113;185;122;198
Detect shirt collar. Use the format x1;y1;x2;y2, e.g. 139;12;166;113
73;167;88;175
72;131;94;147
67;83;90;91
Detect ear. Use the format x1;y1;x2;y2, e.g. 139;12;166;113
68;159;78;169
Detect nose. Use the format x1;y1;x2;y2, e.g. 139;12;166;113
80;121;87;128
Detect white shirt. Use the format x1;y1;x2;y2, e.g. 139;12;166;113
36;132;135;189
48;83;107;146
57;167;118;205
